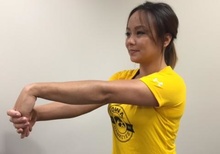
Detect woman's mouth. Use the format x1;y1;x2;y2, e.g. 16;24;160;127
129;49;139;55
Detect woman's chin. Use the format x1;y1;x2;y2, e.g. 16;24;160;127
130;57;140;63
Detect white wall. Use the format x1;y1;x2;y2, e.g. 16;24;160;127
0;0;219;154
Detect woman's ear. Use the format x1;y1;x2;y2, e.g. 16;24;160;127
163;33;172;48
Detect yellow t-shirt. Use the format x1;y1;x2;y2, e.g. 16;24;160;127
108;66;186;154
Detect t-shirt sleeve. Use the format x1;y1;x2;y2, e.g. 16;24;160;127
108;70;138;81
139;73;186;107
109;71;122;81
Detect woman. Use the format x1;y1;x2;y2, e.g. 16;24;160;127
7;1;186;154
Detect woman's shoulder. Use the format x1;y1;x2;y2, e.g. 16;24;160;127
140;66;186;88
153;66;184;82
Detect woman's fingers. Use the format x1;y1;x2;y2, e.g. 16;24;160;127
15;122;31;138
13;122;30;129
17;128;24;134
10;117;29;129
21;127;30;139
7;109;21;117
10;116;27;123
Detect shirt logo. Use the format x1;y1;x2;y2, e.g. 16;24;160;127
108;104;134;142
152;78;163;87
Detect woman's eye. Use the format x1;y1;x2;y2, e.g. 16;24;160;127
125;32;131;37
137;31;145;35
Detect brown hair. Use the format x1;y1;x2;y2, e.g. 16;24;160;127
128;1;179;68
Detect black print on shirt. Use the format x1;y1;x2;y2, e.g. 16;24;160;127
108;105;134;142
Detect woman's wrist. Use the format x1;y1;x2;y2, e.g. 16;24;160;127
24;83;39;98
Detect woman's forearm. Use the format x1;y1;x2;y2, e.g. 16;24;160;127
13;80;109;118
34;102;103;121
28;80;109;105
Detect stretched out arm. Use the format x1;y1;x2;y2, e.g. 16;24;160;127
14;79;158;116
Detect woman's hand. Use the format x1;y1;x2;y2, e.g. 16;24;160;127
7;109;38;138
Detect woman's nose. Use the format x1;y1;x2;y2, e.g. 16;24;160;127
126;35;136;46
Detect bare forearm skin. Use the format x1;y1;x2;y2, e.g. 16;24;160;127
28;80;109;106
34;102;103;121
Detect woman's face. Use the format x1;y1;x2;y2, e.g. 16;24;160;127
125;11;163;65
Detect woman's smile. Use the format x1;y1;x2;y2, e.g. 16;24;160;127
129;49;140;55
